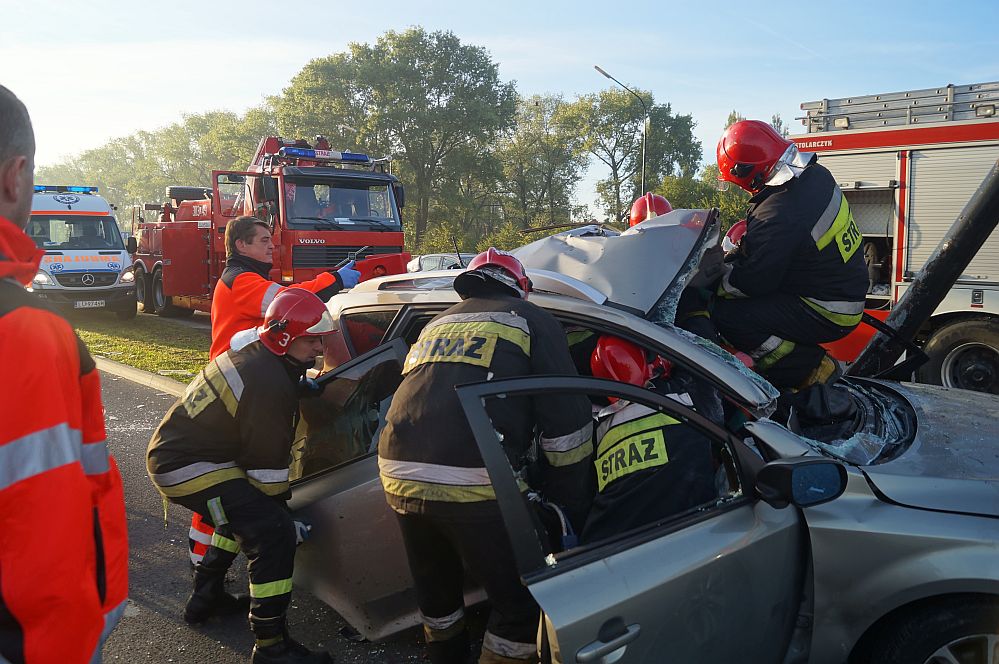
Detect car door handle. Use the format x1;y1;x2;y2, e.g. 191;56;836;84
576;623;641;663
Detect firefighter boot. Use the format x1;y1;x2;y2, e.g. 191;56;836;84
796;353;844;391
251;616;333;664
183;564;250;625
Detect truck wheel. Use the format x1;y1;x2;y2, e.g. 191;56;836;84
165;186;210;202
152;269;194;318
916;318;999;394
135;267;151;313
866;597;999;664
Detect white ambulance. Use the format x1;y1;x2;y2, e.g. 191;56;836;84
27;186;138;319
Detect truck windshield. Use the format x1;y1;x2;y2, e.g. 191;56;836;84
27;215;125;250
284;178;401;231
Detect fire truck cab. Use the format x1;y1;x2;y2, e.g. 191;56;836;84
793;81;999;393
131;136;410;317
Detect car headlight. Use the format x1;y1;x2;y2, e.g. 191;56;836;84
32;271;52;286
120;270;135;283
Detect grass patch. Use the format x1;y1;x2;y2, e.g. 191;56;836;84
70;313;210;382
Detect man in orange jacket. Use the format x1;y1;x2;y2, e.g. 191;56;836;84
0;85;128;662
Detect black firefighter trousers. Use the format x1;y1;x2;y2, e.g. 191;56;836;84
172;479;296;641
713;293;856;389
396;508;540;664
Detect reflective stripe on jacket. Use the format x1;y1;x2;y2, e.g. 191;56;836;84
0;216;128;663
378;294;595;524
147;341;302;501
719;162;868;327
209;255;342;360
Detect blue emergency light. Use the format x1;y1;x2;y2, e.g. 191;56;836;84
34;185;98;193
277;147;371;163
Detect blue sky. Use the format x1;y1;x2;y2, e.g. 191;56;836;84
2;0;996;210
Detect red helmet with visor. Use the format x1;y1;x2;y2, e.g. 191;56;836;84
453;247;532;300
716;120;794;193
629;193;673;227
258;288;335;356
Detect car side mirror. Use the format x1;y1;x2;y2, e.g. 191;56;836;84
393;183;405;209
126;236;137;254
261;176;279;203
755;459;847;510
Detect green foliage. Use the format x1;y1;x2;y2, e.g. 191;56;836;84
476;220;525;251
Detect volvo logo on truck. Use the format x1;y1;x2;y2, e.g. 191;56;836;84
299;238;326;245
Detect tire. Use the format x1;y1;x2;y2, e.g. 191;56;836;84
151;268;188;317
134;267;151;313
867;597;999;664
166;185;210;203
916;318;999;394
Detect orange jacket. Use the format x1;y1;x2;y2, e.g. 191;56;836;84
209;255;342;360
0;216;128;663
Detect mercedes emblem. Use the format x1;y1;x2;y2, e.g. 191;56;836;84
82;273;95;286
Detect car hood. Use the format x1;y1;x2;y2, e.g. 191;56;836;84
862;382;999;517
512;209;720;321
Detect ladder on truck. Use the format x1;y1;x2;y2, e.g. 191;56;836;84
799;81;999;133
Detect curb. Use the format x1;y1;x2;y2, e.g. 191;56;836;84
95;357;186;398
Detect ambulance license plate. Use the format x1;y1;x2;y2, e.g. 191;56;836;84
74;300;106;309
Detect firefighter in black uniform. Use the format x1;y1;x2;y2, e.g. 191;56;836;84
582;336;717;543
378;248;595;664
147;288;335;664
713;119;869;390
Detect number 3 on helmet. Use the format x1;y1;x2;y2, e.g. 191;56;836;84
258;288;335;356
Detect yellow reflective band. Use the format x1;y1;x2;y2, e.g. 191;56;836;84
756;339;796;372
380;475;528;503
595;428;668;492
566;330;595;347
815;196;862;263
403;326;513;374
204;362;239;417
422;321;530;356
211;532;240;553
597;412;678;456
543;438;594;467
248;478;290;496
182;371;217;419
153;467;246;498
249;578;293;599
801;298;863;327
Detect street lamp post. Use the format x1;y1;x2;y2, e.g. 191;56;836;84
594;65;649;196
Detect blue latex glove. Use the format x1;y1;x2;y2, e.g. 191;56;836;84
293;519;313;546
337;260;361;288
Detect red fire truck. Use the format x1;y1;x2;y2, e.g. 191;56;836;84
131;136;410;317
792;81;999;393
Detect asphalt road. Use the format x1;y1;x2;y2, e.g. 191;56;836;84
99;370;427;663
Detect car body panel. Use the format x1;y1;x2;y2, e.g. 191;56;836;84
801;469;999;664
512;209;718;319
861;382;999;517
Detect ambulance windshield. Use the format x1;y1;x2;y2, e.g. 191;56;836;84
27;215;124;251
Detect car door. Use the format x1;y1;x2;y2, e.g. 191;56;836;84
287;338;444;640
455;375;805;664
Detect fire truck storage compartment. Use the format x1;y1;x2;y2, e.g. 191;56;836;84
907;144;999;283
815;151;896;302
161;224;211;297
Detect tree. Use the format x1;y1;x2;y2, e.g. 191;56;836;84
496;95;588;230
278;28;517;247
625;103;701;202
771;113;790;138
566;88;646;223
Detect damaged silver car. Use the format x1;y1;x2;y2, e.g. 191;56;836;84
288;209;999;664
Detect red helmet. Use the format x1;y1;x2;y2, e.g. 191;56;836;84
629;193;673;227
590;336;671;390
258;288;335;356
722;219;748;252
716;120;793;193
453;247;532;300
